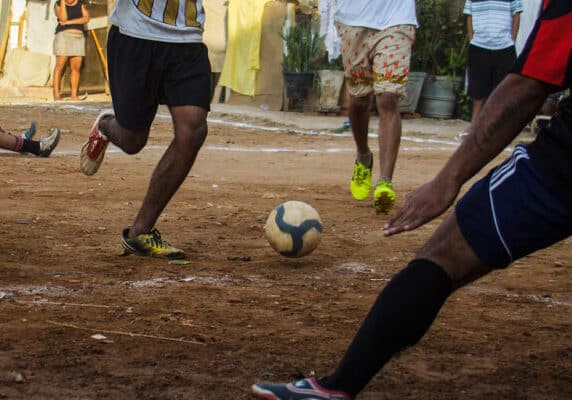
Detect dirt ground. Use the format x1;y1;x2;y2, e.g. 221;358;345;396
0;102;570;400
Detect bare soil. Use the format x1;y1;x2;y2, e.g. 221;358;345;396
0;103;570;400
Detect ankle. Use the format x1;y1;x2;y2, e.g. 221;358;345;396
357;151;372;167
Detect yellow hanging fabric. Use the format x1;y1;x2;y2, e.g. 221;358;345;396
219;0;272;96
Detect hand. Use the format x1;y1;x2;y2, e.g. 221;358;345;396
383;176;460;236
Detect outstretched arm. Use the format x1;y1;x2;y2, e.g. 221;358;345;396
384;73;553;236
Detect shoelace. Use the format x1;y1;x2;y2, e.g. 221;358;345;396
354;164;370;184
146;230;173;249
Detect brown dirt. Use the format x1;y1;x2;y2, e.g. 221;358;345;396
0;103;570;400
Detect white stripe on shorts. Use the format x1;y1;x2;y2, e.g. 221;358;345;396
487;146;531;263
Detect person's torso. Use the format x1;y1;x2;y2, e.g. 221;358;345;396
334;0;417;31
109;0;205;43
464;0;523;49
55;0;85;33
522;0;572;203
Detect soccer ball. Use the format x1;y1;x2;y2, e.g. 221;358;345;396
264;201;323;257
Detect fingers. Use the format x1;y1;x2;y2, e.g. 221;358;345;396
384;203;426;236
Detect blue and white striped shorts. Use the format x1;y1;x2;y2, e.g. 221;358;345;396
455;145;572;268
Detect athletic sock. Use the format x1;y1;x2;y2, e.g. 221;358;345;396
18;138;40;155
321;259;453;397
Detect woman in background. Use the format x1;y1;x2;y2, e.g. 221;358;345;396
53;0;90;101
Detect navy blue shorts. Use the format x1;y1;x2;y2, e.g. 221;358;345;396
107;26;211;131
455;145;572;269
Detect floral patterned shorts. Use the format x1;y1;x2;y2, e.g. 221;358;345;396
336;22;415;97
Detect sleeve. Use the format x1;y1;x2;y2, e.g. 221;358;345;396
512;0;524;14
463;1;472;16
512;1;572;88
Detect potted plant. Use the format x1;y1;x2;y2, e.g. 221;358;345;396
312;54;345;112
413;0;468;118
281;17;323;100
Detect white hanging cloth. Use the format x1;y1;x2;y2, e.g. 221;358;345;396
319;0;341;61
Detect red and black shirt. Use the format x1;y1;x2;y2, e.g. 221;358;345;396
517;0;572;203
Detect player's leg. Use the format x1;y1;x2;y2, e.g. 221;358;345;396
0;128;17;150
121;40;211;259
0;126;60;157
128;105;207;238
80;26;155;176
337;22;374;201
371;24;415;214
372;92;400;214
69;56;83;100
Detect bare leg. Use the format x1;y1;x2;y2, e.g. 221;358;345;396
375;92;401;181
0;129;17;151
127;105;208;237
471;98;484;122
418;211;493;288
69;56;83;100
52;56;68;100
349;94;372;162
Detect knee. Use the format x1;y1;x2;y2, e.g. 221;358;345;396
376;93;399;113
176;121;208;149
122;136;147;155
349;95;371;112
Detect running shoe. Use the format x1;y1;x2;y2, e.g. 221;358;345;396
252;377;351;400
80;109;114;176
350;158;372;201
21;121;37;140
373;179;396;214
38;128;61;158
121;228;186;260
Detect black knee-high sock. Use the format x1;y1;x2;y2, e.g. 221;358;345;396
15;137;40;155
322;259;453;397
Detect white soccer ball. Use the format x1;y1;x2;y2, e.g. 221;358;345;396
264;201;323;257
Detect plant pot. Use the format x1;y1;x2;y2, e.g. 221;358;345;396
419;75;463;119
283;71;314;99
399;71;427;114
315;70;345;111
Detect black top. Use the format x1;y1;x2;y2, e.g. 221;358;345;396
55;0;86;34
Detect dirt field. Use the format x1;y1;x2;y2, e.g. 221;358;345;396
0;102;570;400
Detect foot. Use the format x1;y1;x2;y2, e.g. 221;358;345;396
373;178;396;214
252;377;351;400
38;128;61;157
21;121;37;140
80;109;114;176
121;228;186;260
350;157;373;201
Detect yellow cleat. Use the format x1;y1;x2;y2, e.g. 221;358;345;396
121;228;186;260
373;179;396;214
350;159;373;200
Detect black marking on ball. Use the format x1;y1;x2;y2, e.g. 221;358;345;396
274;204;323;257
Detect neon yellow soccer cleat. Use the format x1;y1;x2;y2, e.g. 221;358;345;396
350;159;373;201
121;228;186;260
373;179;396;214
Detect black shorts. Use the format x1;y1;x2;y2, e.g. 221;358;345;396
466;44;516;99
107;25;211;131
455;145;572;269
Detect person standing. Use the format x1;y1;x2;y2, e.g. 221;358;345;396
336;0;417;214
0;122;61;157
464;0;523;121
52;0;90;101
80;0;211;260
252;0;571;398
